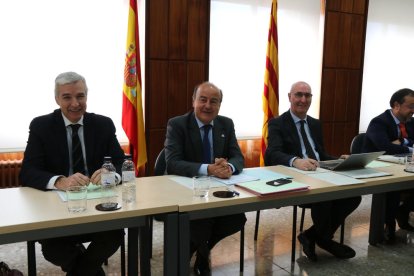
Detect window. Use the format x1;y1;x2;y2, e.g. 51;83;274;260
209;0;324;137
0;0;147;150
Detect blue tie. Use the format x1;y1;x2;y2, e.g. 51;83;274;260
202;125;212;164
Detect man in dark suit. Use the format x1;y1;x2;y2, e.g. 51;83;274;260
364;88;414;241
20;72;125;276
265;81;361;262
165;82;246;275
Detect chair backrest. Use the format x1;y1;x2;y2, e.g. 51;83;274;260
153;148;166;176
350;133;366;154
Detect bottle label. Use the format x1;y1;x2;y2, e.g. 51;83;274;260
122;171;135;183
102;172;116;186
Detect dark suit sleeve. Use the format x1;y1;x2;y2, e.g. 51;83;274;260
365;114;410;154
165;117;202;177
84;115;125;176
20;117;60;190
264;117;296;166
221;118;244;174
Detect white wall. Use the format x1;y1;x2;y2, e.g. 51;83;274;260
0;0;144;152
360;0;414;132
209;0;323;138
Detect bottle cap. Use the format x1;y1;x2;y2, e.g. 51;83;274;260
104;156;112;162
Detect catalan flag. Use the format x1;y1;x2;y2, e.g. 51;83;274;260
260;0;279;166
122;0;147;172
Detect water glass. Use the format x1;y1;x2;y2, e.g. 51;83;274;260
193;176;211;198
405;155;414;172
66;185;87;213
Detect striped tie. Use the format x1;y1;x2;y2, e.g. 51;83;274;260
70;124;85;174
300;120;317;160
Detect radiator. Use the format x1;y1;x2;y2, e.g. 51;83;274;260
0;159;22;188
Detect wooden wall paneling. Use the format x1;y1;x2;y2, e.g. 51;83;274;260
187;62;207;107
168;61;189;118
148;61;169;128
337;14;352;68
320;0;368;156
147;0;169;59
349;14;365;68
326;0;366;15
187;0;209;60
323;12;340;68
339;0;354;13
320;70;336;119
352;0;367;15
332;70;349;121
345;70;361;121
169;0;188;59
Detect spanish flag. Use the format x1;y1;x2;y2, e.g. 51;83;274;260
261;0;279;166
122;0;147;172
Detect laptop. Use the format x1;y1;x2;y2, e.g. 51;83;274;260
319;151;385;171
319;151;391;179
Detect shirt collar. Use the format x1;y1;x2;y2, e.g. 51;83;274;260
61;112;84;127
289;109;308;124
194;116;214;129
389;109;401;125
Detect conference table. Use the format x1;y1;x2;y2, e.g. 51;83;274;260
174;163;414;275
2;163;414;275
0;177;183;276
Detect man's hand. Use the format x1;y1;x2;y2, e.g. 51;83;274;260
90;169;102;185
207;158;232;179
392;139;401;145
292;158;319;171
54;173;90;190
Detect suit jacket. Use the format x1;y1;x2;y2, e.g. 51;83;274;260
20;109;125;190
265;110;335;166
164;112;244;177
363;110;414;154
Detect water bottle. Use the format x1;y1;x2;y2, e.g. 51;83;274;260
122;154;136;204
101;156;117;208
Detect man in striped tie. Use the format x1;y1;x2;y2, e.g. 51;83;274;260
265;81;361;262
20;72;125;276
364;88;414;242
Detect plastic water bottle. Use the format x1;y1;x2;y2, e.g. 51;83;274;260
101;156;117;208
122;154;136;204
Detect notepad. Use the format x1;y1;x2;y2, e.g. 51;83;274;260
235;180;309;196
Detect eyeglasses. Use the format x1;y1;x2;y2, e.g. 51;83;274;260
293;92;313;99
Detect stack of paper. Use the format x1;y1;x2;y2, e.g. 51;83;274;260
235;180;309;196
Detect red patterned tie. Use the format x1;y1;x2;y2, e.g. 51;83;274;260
399;122;408;139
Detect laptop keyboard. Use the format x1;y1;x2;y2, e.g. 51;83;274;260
319;160;343;170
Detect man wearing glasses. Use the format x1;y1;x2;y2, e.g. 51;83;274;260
364;88;414;241
265;81;361;262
